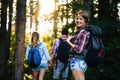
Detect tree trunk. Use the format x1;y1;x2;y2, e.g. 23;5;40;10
30;0;33;34
98;0;111;20
84;0;92;15
112;0;119;20
34;0;40;31
0;0;8;78
15;0;26;80
53;0;58;38
66;0;69;28
7;0;14;64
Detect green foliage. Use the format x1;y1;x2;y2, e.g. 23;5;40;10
3;0;120;80
85;19;120;80
42;34;55;51
4;32;15;80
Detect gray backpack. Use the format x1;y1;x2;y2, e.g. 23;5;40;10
84;25;105;67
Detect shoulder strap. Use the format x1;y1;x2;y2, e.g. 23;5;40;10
59;38;63;42
28;44;33;48
28;42;42;48
37;42;45;58
38;42;42;48
59;38;64;44
85;26;91;32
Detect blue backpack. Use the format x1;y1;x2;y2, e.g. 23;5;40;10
27;42;42;68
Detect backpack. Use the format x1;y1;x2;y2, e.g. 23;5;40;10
84;25;105;67
56;38;70;70
27;42;42;68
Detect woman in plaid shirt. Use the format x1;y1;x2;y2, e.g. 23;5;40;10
66;10;90;80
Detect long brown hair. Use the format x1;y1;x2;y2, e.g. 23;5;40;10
31;32;40;46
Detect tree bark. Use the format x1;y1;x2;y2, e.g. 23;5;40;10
0;0;8;78
15;0;26;80
8;0;14;48
84;0;92;15
53;0;58;38
30;0;33;34
98;0;111;20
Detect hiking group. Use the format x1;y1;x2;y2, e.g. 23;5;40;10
26;10;105;80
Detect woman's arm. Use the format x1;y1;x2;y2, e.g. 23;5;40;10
42;43;51;61
26;45;30;60
67;30;90;54
66;36;75;49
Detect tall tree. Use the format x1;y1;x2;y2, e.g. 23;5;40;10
111;0;119;20
66;0;69;28
84;0;93;17
98;0;111;20
53;0;58;38
34;0;40;31
29;0;33;34
15;0;26;80
0;0;8;78
8;0;14;62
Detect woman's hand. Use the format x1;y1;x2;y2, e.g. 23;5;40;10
66;36;73;42
48;60;54;68
66;36;75;49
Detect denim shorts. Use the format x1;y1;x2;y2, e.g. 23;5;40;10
53;62;69;79
32;63;48;71
70;58;87;72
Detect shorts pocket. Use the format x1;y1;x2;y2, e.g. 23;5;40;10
79;60;87;71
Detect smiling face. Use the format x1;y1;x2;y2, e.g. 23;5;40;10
75;10;90;29
75;15;87;29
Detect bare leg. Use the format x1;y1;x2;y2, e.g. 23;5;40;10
38;69;46;80
71;69;85;80
71;76;74;80
32;71;39;80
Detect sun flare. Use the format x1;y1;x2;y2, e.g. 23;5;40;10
40;0;55;16
26;0;55;39
39;0;55;38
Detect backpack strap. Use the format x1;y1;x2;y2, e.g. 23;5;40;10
28;44;32;48
28;42;42;48
59;38;64;44
57;38;65;55
37;42;44;57
81;27;91;57
55;38;64;69
37;42;42;48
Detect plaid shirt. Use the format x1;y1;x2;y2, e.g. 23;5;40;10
51;35;68;55
73;29;90;54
